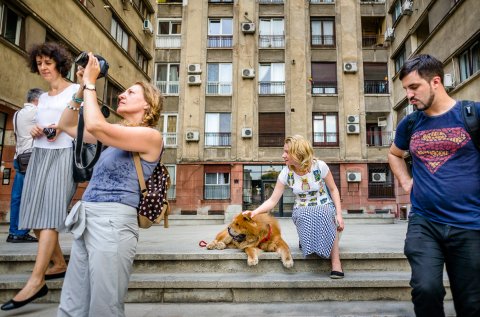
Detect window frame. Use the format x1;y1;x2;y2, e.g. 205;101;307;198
110;17;129;51
312;113;339;147
204;172;231;200
205;113;232;147
206;63;232;95
259;63;285;95
311;62;337;94
310;18;335;47
155;63;180;95
368;163;395;199
458;39;480;82
0;2;25;48
160;113;178;147
259;17;285;48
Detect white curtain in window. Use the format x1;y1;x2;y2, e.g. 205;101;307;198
259;65;271;81
324;21;334;37
209;20;220;35
272;19;284;35
326;115;337;142
271;63;285;81
259;19;270;35
219;64;232;94
311;21;321;36
222;19;232;35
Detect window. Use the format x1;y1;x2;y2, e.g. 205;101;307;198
259;63;285;95
259;113;285;147
132;0;149;19
311;19;335;47
205;172;230;200
313;113;338;146
157;19;181;48
157;0;183;3
207;63;232;95
165;165;176;199
368;164;394;198
364;63;388;94
459;39;480;82
259;18;284;48
110;17;128;51
0;112;6;161
105;81;123;111
311;62;337;94
205;113;231;146
209;0;234;2
311;0;335;3
0;2;24;48
392;0;403;24
259;0;284;4
159;114;178;147
394;46;406;74
136;47;149;73
366;123;393;147
155;63;180;95
208;18;232;48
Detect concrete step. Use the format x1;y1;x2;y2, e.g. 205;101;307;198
0;271;451;303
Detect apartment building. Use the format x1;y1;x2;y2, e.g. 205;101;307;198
0;0;156;220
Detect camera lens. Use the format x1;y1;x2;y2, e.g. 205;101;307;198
43;128;56;140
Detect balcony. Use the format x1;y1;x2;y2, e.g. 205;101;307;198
360;0;385;3
259;35;285;48
364;80;389;94
310;0;335;3
311;81;337;94
259;132;285;147
311;35;335;47
362;34;382;48
205;132;231;147
366;130;394;147
207;35;233;48
259;81;285;95
313;132;339;147
206;82;232;95
259;0;284;3
163;132;178;147
156;35;181;49
209;0;233;2
156;81;179;95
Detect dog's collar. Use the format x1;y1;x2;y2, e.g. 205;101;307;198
259;224;272;244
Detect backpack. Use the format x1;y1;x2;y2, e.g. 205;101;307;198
133;152;171;229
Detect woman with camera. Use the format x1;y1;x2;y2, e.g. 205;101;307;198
1;42;78;311
56;52;163;316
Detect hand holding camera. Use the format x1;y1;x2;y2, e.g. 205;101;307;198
75;51;109;81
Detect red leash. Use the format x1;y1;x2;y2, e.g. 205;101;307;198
259;224;272;244
199;240;207;247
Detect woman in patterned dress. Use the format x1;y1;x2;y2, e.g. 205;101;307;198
244;135;344;278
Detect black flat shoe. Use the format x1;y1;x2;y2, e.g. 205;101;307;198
45;271;66;280
330;270;345;279
1;284;48;311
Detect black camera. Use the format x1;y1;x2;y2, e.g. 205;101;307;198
43;128;56;140
75;51;109;79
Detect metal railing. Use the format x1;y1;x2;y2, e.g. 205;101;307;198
259;133;285;147
259;35;285;48
207;35;233;48
163;132;177;147
205;132;231;146
313;132;339;146
258;81;285;95
310;0;335;3
360;0;385;3
366;131;394;147
156;35;181;48
362;34;380;47
156;81;179;95
311;81;337;94
204;185;230;200
208;0;233;2
364;80;389;94
206;81;232;95
259;0;284;3
368;183;394;198
311;35;335;47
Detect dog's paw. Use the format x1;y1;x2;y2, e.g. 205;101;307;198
247;256;259;266
282;258;294;268
206;241;216;250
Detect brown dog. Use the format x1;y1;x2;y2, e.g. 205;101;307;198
206;212;294;268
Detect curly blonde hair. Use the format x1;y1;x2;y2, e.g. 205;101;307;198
284;135;314;173
135;81;163;127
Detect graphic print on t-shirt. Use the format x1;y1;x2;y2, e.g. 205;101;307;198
411;127;470;173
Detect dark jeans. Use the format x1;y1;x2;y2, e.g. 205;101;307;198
8;159;29;236
404;213;480;317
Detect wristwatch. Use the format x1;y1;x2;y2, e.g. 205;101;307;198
83;83;96;91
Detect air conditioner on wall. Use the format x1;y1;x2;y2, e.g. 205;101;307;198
143;19;153;34
242;68;255;79
444;73;455;89
187;64;202;74
343;62;358;73
241;22;255;34
187;75;201;85
185;131;199;142
384;28;395;42
371;172;386;182
347;123;360;134
347;172;361;182
402;1;413;16
377;116;387;127
347;115;359;124
241;128;253;138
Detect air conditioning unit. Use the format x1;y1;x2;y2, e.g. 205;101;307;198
402;1;413;16
347;123;360;134
377;116;387;127
347;115;359;124
384;28;395;42
143;19;153;34
185;131;199;142
187;75;201;85
343;62;358;73
241;128;253;138
371;172;386;182
444;73;455;89
241;22;255;34
242;68;255;79
347;171;361;182
187;64;202;74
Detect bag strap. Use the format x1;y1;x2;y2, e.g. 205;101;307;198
74;106;103;169
133;152;148;198
461;100;480;151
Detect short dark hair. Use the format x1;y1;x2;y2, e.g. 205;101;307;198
27;42;73;78
399;54;444;83
26;88;44;103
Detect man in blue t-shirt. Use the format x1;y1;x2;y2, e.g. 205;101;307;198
388;54;480;317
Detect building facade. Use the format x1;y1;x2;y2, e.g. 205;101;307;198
0;0;156;220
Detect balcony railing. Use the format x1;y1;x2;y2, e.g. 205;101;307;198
163;132;177;147
209;0;233;2
311;0;335;3
362;34;381;47
206;81;232;95
156;35;181;48
259;81;285;95
311;35;335;47
259;35;285;48
366;131;394;147
207;35;233;48
360;0;385;3
364;80;389;94
156;81;179;95
205;132;231;146
311;81;337;94
259;0;284;3
259;132;285;147
313;132;339;146
204;184;230;200
368;183;394;199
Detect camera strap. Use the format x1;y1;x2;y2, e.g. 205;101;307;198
74;107;103;169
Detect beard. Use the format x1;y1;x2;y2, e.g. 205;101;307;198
410;87;435;112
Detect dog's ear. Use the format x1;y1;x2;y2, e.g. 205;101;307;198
243;214;252;221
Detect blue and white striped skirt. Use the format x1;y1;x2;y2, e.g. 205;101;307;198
292;203;337;258
19;147;77;231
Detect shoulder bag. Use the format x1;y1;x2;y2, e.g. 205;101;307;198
13;111;33;173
